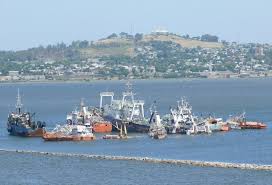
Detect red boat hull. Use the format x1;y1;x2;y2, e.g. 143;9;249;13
93;122;112;133
240;122;267;129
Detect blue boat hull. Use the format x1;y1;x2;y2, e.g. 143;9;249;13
103;115;150;133
7;124;44;137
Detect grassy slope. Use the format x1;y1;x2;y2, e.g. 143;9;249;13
80;38;134;57
80;45;134;57
143;34;223;48
80;34;223;58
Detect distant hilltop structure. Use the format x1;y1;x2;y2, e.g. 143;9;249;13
151;27;169;35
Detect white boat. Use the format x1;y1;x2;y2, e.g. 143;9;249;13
186;117;212;135
166;98;196;134
148;105;167;139
43;124;95;141
226;113;245;129
206;117;225;131
100;81;149;133
66;99;112;133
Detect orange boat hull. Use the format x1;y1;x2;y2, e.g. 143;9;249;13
93;122;112;133
43;132;95;141
220;125;231;132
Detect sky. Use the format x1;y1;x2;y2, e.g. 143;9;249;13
0;0;272;50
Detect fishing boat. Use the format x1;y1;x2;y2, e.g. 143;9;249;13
226;120;241;129
43;124;95;141
7;89;46;137
227;112;266;129
165;98;194;134
240;122;267;129
206;117;230;132
100;81;149;133
66;99;112;133
186;117;212;135
148;104;167;139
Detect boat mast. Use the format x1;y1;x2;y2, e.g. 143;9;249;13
122;80;134;105
80;98;85;124
15;88;23;114
80;98;84;112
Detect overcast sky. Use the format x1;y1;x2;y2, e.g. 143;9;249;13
1;0;271;50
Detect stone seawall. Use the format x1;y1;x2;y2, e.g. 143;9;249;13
1;149;272;171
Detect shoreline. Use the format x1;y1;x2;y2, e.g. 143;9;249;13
1;149;272;171
0;76;271;85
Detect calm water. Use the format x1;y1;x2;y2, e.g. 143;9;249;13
0;78;272;184
1;151;271;185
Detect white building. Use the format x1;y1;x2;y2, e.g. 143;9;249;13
151;27;169;35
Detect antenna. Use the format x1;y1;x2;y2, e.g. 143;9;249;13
15;88;23;114
126;80;133;93
150;101;157;113
80;98;85;113
80;98;85;107
130;24;134;36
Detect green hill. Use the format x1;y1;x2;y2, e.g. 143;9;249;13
80;38;134;58
0;32;223;64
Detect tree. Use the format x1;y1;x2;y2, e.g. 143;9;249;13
184;34;190;39
119;32;129;38
78;40;89;48
201;34;219;42
107;33;118;39
134;33;143;42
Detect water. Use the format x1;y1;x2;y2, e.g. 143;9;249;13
0;78;272;184
0;151;271;185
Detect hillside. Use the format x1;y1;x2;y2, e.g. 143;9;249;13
0;31;271;81
79;33;223;58
143;34;223;48
80;38;134;57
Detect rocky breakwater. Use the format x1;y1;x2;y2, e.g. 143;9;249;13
1;149;272;171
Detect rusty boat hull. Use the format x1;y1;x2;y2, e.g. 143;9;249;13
43;132;96;141
240;122;267;129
